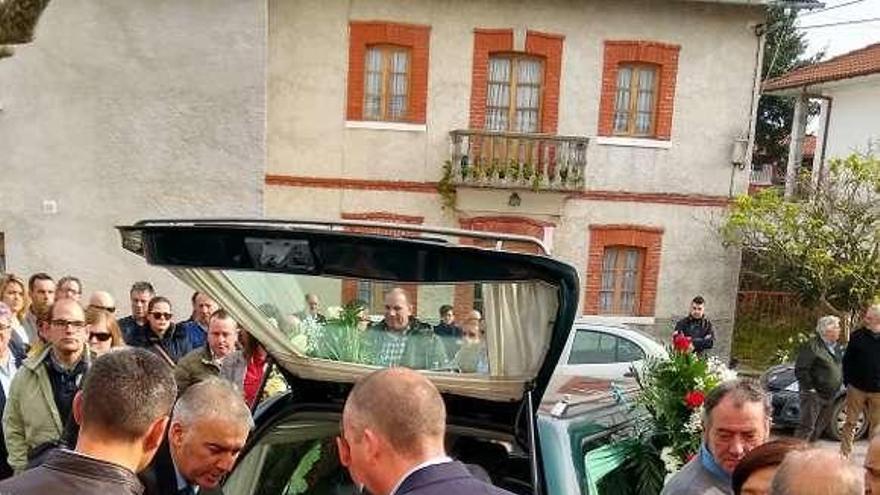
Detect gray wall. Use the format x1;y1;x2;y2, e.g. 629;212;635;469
0;0;266;311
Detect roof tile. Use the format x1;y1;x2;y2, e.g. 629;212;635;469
764;42;880;92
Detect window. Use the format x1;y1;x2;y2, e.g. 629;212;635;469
485;55;543;133
568;330;646;365
599;247;643;315
613;65;657;136
597;41;680;140
363;46;410;121
357;281;396;314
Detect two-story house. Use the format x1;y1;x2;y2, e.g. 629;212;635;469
264;0;783;355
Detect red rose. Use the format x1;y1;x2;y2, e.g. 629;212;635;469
684;390;706;409
673;333;692;353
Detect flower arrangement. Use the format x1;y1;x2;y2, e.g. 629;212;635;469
601;334;737;494
305;301;375;364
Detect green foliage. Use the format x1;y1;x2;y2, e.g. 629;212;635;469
597;431;665;495
723;153;880;320
437;160;456;209
306;301;375;363
731;313;815;370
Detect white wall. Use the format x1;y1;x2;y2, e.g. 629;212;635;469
824;74;880;159
0;0;266;311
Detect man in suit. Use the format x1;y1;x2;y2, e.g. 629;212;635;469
140;377;252;495
337;367;514;495
0;348;177;494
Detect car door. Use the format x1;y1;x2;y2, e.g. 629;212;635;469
560;329;646;380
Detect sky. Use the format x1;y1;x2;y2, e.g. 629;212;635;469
798;0;880;59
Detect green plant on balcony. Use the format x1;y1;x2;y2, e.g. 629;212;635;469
507;159;521;181
521;162;534;183
531;167;544;191
437;160;456;209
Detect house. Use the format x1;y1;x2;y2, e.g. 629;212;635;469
749;134;815;193
764;42;880;196
263;0;801;355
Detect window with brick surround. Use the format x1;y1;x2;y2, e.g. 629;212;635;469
347;22;430;124
585;225;663;317
598;41;680;140
469;30;563;134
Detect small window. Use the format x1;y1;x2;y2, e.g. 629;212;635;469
356;281;396;314
364;46;410;121
485;55;543;133
613;64;657;136
568;330;617;365
599;247;644;315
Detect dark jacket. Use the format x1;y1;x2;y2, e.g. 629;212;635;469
795;335;843;399
0;449;144;495
843;327;880;392
118;316;147;346
128;323;194;365
140;441;223;495
674;316;714;353
396;461;515;495
178;320;208;349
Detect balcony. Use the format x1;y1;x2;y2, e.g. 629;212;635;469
448;130;589;191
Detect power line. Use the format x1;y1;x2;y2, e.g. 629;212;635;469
799;16;880;28
799;0;867;17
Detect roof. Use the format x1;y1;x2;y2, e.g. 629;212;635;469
764;42;880;92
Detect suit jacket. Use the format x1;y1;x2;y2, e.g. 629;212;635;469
395;461;516;495
139;441;224;495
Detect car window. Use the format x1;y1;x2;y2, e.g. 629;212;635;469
568;330;644;364
616;337;645;362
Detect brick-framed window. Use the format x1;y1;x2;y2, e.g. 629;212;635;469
584;225;663;316
469;30;563;134
346;21;430;124
598;41;680;140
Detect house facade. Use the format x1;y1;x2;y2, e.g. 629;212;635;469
265;0;769;355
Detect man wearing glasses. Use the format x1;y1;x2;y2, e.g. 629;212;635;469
3;298;91;473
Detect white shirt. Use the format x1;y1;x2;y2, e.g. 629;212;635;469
389;455;453;495
0;352;18;398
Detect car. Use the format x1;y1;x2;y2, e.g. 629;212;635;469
118;218;641;495
762;363;867;441
557;320;668;381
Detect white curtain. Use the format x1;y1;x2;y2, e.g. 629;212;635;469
635;68;656;134
515;58;542;133
389;50;408;120
613;67;632;133
486;57;511;131
363;48;383;120
483;281;557;377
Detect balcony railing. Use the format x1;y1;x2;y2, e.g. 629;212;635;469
749;164;774;186
449;130;589;191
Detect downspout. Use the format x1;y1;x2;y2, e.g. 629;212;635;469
815;96;833;188
733;22;767;197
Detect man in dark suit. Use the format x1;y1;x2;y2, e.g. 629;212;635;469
140;377;252;495
337;367;515;495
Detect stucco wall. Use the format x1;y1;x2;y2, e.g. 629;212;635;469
268;0;761;196
824;74;880;159
0;1;266;309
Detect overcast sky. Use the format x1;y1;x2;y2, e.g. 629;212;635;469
798;0;880;58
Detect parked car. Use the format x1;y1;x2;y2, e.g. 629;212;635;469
118;219;641;495
762;363;867;440
557;320;668;381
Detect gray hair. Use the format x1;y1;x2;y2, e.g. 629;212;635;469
815;315;840;337
702;379;771;428
172;377;254;430
770;448;863;495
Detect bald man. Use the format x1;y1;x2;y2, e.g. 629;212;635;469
769;448;863;495
365;289;449;370
88;291;116;314
338;368;514;495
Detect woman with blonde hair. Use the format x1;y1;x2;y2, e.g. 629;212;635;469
0;274;30;347
84;307;125;356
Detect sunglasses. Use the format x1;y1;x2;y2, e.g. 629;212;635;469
89;332;112;342
150;312;173;320
88;304;116;313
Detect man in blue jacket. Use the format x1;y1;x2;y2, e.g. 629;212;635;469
337;367;514;495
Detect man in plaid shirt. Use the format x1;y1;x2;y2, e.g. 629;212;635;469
366;288;449;370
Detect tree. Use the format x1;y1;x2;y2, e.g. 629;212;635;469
754;6;820;167
0;0;52;59
723;153;880;333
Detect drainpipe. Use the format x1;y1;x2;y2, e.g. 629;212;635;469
736;23;767;197
784;94;807;199
811;96;832;190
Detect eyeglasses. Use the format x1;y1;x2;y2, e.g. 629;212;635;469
89;332;112;342
51;319;86;329
150;312;173;320
88;304;116;313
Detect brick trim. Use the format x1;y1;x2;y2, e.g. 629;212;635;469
341;212;425;224
468;29;563;133
584;224;663;316
598;40;680;140
347;21;431;124
459;216;551;254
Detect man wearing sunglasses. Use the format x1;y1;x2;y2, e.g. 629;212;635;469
129;297;193;366
3;298;92;473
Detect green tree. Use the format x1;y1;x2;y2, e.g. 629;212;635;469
754;6;820;167
723;153;880;333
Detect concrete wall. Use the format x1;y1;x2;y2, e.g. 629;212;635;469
825;74;880;159
0;0;266;311
268;0;761;196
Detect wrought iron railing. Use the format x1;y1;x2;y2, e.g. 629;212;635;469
749;164;774;186
448;130;589;191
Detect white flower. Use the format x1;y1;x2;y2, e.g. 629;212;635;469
707;356;738;382
684;407;703;434
325;306;343;320
660;447;683;474
693;377;706;391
